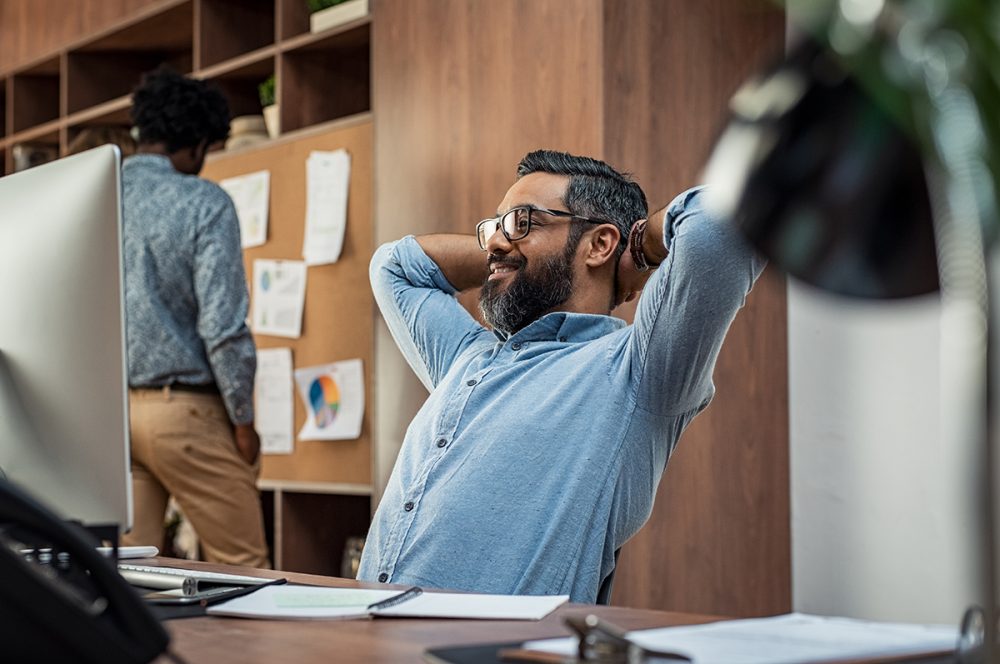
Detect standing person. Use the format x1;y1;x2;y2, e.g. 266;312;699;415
358;150;764;601
119;67;268;568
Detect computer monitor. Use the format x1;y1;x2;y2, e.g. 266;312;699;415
0;145;131;535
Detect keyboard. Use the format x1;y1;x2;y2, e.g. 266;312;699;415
118;563;272;592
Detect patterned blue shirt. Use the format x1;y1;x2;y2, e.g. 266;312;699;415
121;154;255;425
358;187;765;602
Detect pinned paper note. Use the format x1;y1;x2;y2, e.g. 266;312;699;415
219;170;270;248
255;348;294;455
303;149;350;265
252;259;307;339
293;359;364;441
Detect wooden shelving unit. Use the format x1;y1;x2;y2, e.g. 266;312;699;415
0;0;371;175
0;0;375;577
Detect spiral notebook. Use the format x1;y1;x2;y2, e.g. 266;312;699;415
206;584;568;621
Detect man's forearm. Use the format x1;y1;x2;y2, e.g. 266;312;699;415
415;234;490;292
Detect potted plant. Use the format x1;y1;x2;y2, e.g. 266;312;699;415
258;74;278;139
308;0;369;34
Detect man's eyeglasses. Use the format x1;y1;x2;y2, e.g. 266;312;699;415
476;206;609;251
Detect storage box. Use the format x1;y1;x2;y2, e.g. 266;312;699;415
310;0;369;34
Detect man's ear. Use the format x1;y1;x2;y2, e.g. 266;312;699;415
583;225;621;268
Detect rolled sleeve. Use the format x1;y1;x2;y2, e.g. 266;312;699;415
628;186;766;415
371;236;485;391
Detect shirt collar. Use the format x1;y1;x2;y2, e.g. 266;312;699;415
492;311;625;344
123;153;174;172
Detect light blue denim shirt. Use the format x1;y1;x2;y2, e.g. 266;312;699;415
121;154;256;425
358;187;765;602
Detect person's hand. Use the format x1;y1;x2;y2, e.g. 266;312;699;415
233;423;261;465
614;221;658;308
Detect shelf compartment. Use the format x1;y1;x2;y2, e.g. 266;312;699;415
198;48;276;119
197;0;276;69
260;489;277;570
65;95;132;128
8;121;60;173
278;0;312;40
279;22;370;134
278;492;369;576
65;3;194;115
1;78;7;140
10;58;61;133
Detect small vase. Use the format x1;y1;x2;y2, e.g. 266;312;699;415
263;104;280;139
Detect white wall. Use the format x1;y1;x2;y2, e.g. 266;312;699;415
789;281;981;624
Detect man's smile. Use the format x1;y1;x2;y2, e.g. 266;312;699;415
487;257;524;281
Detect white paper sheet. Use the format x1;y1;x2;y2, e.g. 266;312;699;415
207;586;398;620
293;359;364;441
522;613;957;664
206;585;567;621
376;591;567;621
302;149;350;265
219;170;270;248
251;259;307;339
254;348;294;455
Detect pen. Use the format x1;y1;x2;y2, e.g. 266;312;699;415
367;586;423;611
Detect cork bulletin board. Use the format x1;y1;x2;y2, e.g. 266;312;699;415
201;116;373;485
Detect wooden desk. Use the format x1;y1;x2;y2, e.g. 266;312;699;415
151;559;720;663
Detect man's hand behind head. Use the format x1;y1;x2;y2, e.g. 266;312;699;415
614;219;658;308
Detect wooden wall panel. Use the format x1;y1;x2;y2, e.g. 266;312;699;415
601;1;790;616
0;0;162;71
373;0;604;242
374;0;788;617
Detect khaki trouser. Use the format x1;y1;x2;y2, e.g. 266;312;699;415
122;387;270;569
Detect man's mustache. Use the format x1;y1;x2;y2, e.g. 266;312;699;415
487;255;526;269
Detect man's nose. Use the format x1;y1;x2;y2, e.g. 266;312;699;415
485;226;513;254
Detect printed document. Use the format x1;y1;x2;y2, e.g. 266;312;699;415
254;347;294;455
251;259;307;339
219;170;270;248
293;358;364;441
303;149;350;265
521;613;957;664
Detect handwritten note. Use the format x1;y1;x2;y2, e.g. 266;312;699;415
303;149;350;265
255;348;294;455
219;170;270;248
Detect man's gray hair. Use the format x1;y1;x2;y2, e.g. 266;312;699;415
516;150;649;256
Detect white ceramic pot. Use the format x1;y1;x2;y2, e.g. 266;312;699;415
263;104;280;139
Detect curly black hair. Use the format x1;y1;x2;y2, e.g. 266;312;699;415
130;66;230;153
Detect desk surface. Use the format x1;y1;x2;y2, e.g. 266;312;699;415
150;559;720;663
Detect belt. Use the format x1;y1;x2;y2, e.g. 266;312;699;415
133;383;220;396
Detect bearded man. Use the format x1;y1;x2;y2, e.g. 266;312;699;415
357;150;765;602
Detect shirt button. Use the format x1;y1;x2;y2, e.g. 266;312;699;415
436;438;447;448
404;501;414;512
466;379;477;387
378;573;388;582
511;342;522;351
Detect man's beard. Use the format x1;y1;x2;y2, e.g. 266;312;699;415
479;238;577;336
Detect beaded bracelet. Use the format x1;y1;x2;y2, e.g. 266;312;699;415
629;219;660;272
